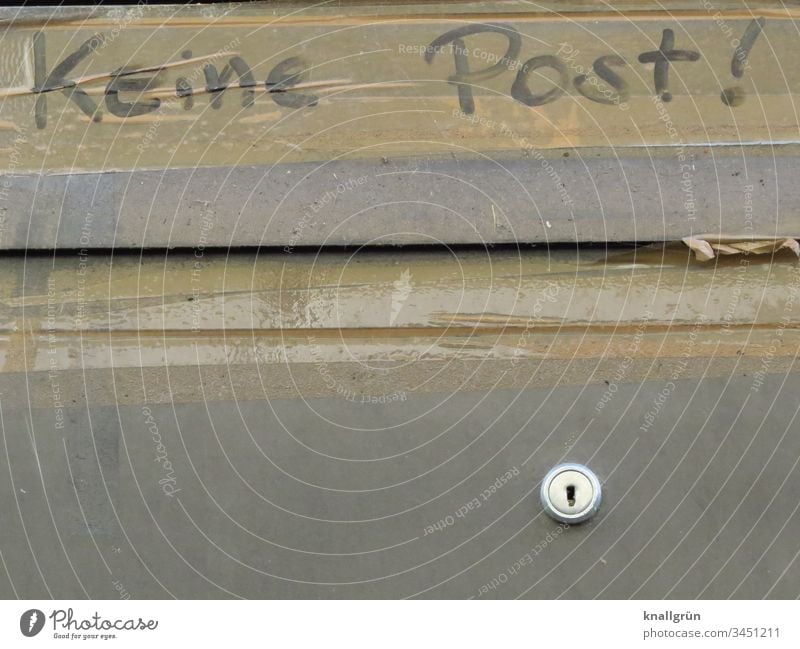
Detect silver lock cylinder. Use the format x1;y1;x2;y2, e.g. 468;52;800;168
540;463;602;524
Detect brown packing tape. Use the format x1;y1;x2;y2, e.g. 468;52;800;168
0;2;798;171
683;235;800;260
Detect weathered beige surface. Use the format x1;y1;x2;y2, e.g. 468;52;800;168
1;246;797;407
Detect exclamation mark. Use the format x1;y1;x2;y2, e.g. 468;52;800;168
721;17;766;107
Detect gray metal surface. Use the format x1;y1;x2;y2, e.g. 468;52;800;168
2;145;798;248
0;372;798;599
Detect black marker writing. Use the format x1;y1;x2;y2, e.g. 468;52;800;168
638;29;700;102
33;31;104;128
574;55;629;105
424;23;521;114
203;56;255;109
732;17;765;78
511;55;569;107
266;57;318;109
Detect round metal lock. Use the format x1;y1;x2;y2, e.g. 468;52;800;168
540;463;602;524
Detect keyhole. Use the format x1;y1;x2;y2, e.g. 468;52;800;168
566;485;576;507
